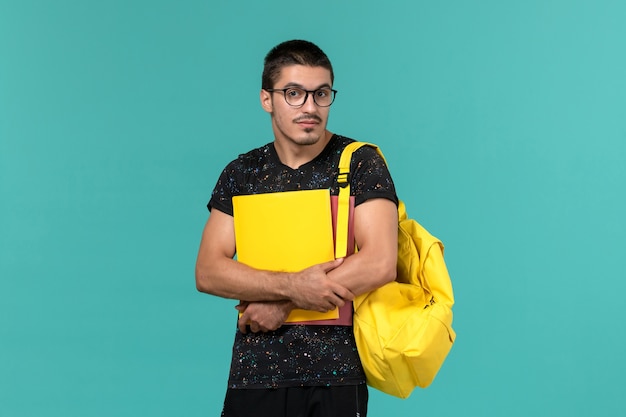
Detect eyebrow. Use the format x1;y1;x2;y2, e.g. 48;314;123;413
281;82;332;90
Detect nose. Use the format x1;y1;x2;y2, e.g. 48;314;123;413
301;92;317;112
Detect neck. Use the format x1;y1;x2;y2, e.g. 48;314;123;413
274;130;333;169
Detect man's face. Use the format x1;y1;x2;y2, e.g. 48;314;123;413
261;65;333;147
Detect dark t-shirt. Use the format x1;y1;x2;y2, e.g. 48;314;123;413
208;134;398;389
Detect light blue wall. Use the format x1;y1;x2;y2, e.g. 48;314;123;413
1;1;624;416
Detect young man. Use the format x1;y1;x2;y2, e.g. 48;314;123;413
195;40;398;416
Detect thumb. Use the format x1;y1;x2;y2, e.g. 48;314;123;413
322;257;344;272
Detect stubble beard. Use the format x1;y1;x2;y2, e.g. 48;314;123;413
293;114;327;146
298;128;322;145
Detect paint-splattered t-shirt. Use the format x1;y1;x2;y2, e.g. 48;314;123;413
208;134;397;388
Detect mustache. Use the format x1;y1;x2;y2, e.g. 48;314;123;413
293;115;322;123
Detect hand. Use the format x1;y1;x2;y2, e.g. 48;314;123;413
236;300;294;334
288;258;354;312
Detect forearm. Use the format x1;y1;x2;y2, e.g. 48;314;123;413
327;249;396;296
196;255;294;302
196;250;349;311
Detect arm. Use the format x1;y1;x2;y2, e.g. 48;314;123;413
327;197;398;294
195;208;354;310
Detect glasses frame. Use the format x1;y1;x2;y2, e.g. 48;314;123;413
265;87;338;108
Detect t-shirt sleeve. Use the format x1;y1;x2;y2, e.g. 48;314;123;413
207;160;241;216
350;146;399;207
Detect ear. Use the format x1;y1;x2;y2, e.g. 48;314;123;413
260;89;273;113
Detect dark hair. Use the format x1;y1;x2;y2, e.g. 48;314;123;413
261;40;334;89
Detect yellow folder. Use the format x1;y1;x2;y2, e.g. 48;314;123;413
232;189;339;322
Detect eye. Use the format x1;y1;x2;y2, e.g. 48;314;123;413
315;89;330;98
286;88;304;98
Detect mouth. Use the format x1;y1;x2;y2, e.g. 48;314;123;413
294;117;321;129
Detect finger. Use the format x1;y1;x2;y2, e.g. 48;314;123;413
320;299;339;312
238;315;248;333
312;305;329;313
331;284;355;302
309;302;333;313
330;293;346;308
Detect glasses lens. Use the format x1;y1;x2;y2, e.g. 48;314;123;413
284;88;306;106
313;88;334;107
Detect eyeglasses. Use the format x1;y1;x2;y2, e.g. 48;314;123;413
265;87;338;107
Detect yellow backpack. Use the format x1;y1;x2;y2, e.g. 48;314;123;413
335;142;456;399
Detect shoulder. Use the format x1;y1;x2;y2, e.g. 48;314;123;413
332;135;385;165
332;137;397;206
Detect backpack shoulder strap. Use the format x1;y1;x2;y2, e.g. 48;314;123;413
337;142;384;184
336;142;385;258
